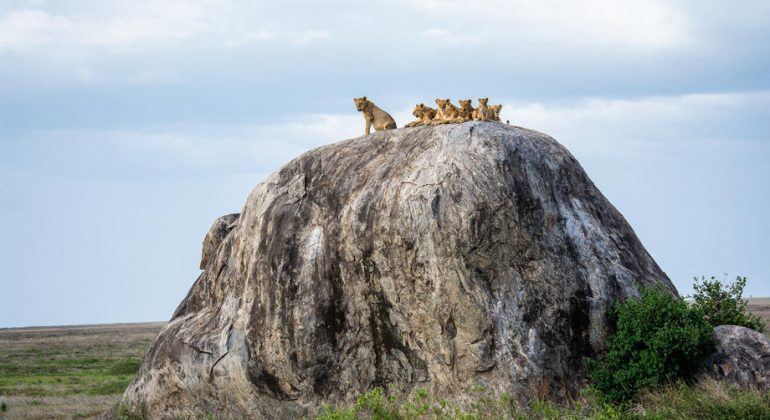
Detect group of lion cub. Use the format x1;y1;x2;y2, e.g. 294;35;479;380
353;96;504;136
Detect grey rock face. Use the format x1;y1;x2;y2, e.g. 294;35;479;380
120;122;675;418
707;325;770;390
199;213;240;269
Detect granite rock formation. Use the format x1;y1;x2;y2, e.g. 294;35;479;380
707;325;770;390
119;122;675;418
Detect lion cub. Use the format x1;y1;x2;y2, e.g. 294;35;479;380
473;98;492;121
431;98;462;125
353;96;397;135
457;99;474;122
406;103;437;127
488;104;503;122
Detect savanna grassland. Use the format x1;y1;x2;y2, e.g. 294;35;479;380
747;297;770;336
0;322;163;419
0;300;768;419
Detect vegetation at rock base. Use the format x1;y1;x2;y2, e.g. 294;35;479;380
691;275;765;332
314;380;770;419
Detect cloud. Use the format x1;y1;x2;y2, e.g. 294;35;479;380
3;0;769;92
0;7;209;51
0;3;330;53
0;0;698;54
413;0;694;48
501;90;770;157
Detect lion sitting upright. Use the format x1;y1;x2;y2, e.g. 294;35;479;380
406;103;437;127
473;98;492;121
353;96;397;135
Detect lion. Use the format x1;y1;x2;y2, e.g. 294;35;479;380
457;99;474;122
431;98;462;125
489;104;503;122
405;103;437;127
473;98;492;121
353;96;397;135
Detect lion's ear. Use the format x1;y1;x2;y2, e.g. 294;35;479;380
362;96;367;101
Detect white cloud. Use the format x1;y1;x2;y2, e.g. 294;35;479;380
501;90;770;157
0;7;208;51
4;0;769;89
0;0;696;54
0;3;330;52
413;0;694;48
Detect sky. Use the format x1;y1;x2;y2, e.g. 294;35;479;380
1;0;768;328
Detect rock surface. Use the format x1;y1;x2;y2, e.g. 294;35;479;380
120;122;675;418
707;325;770;390
199;213;240;269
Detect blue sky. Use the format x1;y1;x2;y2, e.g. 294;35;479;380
1;0;769;327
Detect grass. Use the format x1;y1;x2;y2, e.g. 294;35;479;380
315;380;770;419
0;322;163;419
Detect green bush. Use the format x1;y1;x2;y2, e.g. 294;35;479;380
691;275;765;332
589;285;714;403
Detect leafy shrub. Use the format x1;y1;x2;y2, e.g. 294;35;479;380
691;275;765;332
589;285;714;403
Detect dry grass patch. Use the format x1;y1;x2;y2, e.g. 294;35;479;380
747;297;770;337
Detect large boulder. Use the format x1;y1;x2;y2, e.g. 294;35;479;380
119;122;675;418
707;325;770;390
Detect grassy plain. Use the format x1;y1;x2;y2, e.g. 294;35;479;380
746;297;770;336
0;322;163;419
0;299;768;418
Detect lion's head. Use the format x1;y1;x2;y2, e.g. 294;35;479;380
353;96;370;111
